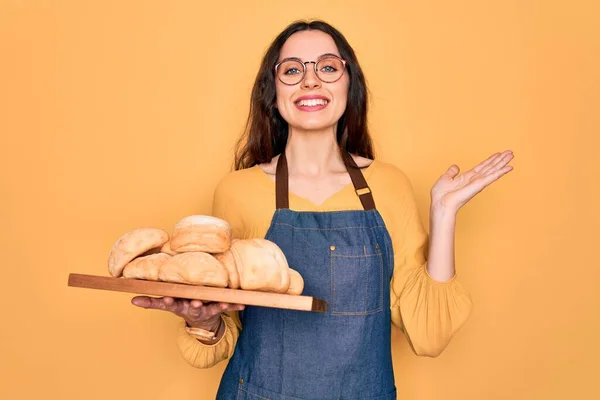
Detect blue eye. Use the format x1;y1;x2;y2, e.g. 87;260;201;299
317;57;343;75
285;68;302;75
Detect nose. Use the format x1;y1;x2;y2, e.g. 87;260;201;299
301;62;321;89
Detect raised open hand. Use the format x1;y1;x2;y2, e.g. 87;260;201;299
430;150;514;214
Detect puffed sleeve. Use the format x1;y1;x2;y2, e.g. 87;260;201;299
176;175;244;368
389;171;473;357
177;312;241;368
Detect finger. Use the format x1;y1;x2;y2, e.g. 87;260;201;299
190;299;204;308
132;296;168;310
487;151;513;170
478;165;514;188
472;152;501;173
460;152;502;181
185;299;205;318
217;302;246;313
494;165;514;178
131;296;152;308
481;151;513;176
227;304;246;312
202;302;236;317
163;297;175;306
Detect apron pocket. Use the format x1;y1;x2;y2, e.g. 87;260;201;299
237;380;305;400
330;244;384;315
237;385;271;400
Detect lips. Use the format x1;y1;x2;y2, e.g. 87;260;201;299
294;95;330;111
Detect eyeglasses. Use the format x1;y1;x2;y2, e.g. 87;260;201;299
274;55;347;86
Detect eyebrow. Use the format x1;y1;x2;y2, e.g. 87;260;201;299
278;53;341;63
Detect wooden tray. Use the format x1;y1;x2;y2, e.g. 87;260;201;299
68;273;327;313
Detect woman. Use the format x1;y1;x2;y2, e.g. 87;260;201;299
132;20;514;399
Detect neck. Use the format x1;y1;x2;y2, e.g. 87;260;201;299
285;125;345;177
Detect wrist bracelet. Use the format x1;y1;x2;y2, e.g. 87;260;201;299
185;317;223;341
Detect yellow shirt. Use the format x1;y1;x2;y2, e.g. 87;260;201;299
177;159;473;368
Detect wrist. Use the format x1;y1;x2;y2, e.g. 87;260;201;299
430;205;457;223
186;316;221;331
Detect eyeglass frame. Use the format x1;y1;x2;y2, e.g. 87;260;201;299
273;54;348;86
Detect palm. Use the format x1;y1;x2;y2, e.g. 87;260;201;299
431;150;514;212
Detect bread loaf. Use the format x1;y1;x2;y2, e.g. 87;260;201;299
160;241;178;256
229;239;290;293
214;239;240;289
158;252;228;287
108;228;169;277
122;253;171;280
170;215;231;253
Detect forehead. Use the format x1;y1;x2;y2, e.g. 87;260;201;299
279;30;341;61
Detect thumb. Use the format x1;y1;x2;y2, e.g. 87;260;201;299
444;165;460;178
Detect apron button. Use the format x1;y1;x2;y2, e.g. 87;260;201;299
330;245;336;251
375;243;380;249
239;378;244;384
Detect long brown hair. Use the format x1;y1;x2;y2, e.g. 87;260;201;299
234;20;374;170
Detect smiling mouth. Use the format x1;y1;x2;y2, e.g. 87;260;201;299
295;99;329;107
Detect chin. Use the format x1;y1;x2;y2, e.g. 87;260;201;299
290;114;343;132
294;121;337;132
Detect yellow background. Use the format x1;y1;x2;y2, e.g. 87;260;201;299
1;1;598;399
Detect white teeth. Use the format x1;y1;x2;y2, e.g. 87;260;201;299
296;99;328;106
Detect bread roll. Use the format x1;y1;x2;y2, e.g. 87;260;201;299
230;239;290;293
170;215;232;253
160;241;178;256
108;228;169;277
122;253;171;280
158;252;228;287
214;239;240;289
139;247;162;257
287;268;304;295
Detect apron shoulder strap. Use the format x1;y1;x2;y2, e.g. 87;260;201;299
276;151;290;209
341;151;376;211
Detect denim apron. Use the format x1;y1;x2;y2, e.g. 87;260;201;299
216;151;396;400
